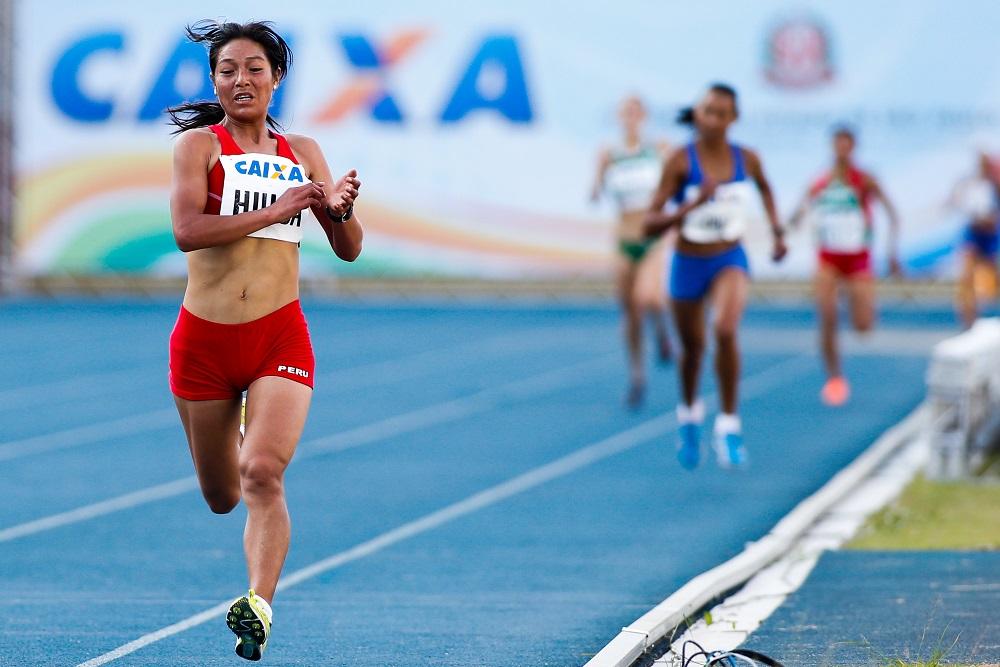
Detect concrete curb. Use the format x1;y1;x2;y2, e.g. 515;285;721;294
584;405;928;667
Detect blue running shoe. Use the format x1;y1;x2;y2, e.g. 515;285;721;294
676;423;700;470
713;431;747;469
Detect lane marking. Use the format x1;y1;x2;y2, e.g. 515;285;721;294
0;478;201;543
0;409;178;463
0;355;617;544
75;356;812;666
0;325;612;463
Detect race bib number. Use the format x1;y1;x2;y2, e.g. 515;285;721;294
680;182;753;243
218;153;317;244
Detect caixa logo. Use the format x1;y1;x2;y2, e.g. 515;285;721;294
51;29;533;124
234;160;305;182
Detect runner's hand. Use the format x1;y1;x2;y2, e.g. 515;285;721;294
272;183;326;220
771;236;788;262
323;169;362;217
889;255;903;278
696;177;718;204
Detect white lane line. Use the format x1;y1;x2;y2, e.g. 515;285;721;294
0;409;178;463
0;355;617;544
75;415;674;667
0;478;201;543
300;355;617;457
76;355;814;667
0;321;610;409
0;368;151;412
0;325;612;463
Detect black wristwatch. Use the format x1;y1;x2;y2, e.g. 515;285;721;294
326;204;353;224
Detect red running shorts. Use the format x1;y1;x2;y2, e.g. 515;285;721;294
818;249;872;278
169;299;315;401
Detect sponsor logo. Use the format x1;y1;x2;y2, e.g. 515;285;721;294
233;160;305;182
277;364;310;378
237;618;258;632
762;13;834;90
51;28;533;125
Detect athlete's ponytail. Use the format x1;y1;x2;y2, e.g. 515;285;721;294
676;106;695;126
166;20;292;135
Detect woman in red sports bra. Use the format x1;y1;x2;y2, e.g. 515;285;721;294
788;125;900;407
166;20;362;660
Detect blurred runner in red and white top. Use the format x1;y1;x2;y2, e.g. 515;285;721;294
788;124;901;407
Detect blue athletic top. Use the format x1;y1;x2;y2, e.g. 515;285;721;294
673;142;747;205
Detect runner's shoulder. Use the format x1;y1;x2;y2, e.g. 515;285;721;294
284;133;321;155
173;126;218;156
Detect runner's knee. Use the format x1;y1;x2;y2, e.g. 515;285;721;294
714;321;738;345
239;455;287;498
204;487;240;514
853;312;874;332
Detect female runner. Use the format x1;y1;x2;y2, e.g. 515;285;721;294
948;151;1000;328
167;20;363;660
645;83;786;469
591;95;673;408
787;125;901;406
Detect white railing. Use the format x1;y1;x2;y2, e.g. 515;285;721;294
925;317;1000;479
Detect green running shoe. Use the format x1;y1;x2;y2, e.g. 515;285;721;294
227;589;272;661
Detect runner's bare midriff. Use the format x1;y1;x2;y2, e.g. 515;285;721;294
182;236;299;323
617;210;651;243
675;238;740;256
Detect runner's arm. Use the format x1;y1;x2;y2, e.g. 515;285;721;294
590;147;611;203
288;134;363;262
786;190;814;230
643;148;706;238
869;175;902;275
744;148;787;261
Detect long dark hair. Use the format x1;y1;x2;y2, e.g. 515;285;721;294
677;82;739;126
166;20;292;134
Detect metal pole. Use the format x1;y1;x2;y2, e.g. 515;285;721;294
0;0;13;294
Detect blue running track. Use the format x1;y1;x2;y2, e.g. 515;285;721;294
0;298;952;666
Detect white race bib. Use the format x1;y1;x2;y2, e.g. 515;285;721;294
605;156;661;212
680;181;754;243
218;153;318;244
812;181;869;253
816;209;868;253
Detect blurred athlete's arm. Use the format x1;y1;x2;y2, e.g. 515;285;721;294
170;129;324;252
643;148;712;238
590;147;611;203
744;148;787;262
786;190;814;230
868;174;902;276
287;134;364;262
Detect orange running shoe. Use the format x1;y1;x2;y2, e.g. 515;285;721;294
821;376;850;407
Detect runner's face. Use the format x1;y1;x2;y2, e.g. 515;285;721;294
619;98;646;134
212;38;278;123
833;134;854;161
694;91;736;140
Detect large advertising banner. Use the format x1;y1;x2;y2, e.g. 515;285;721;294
14;1;1000;279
